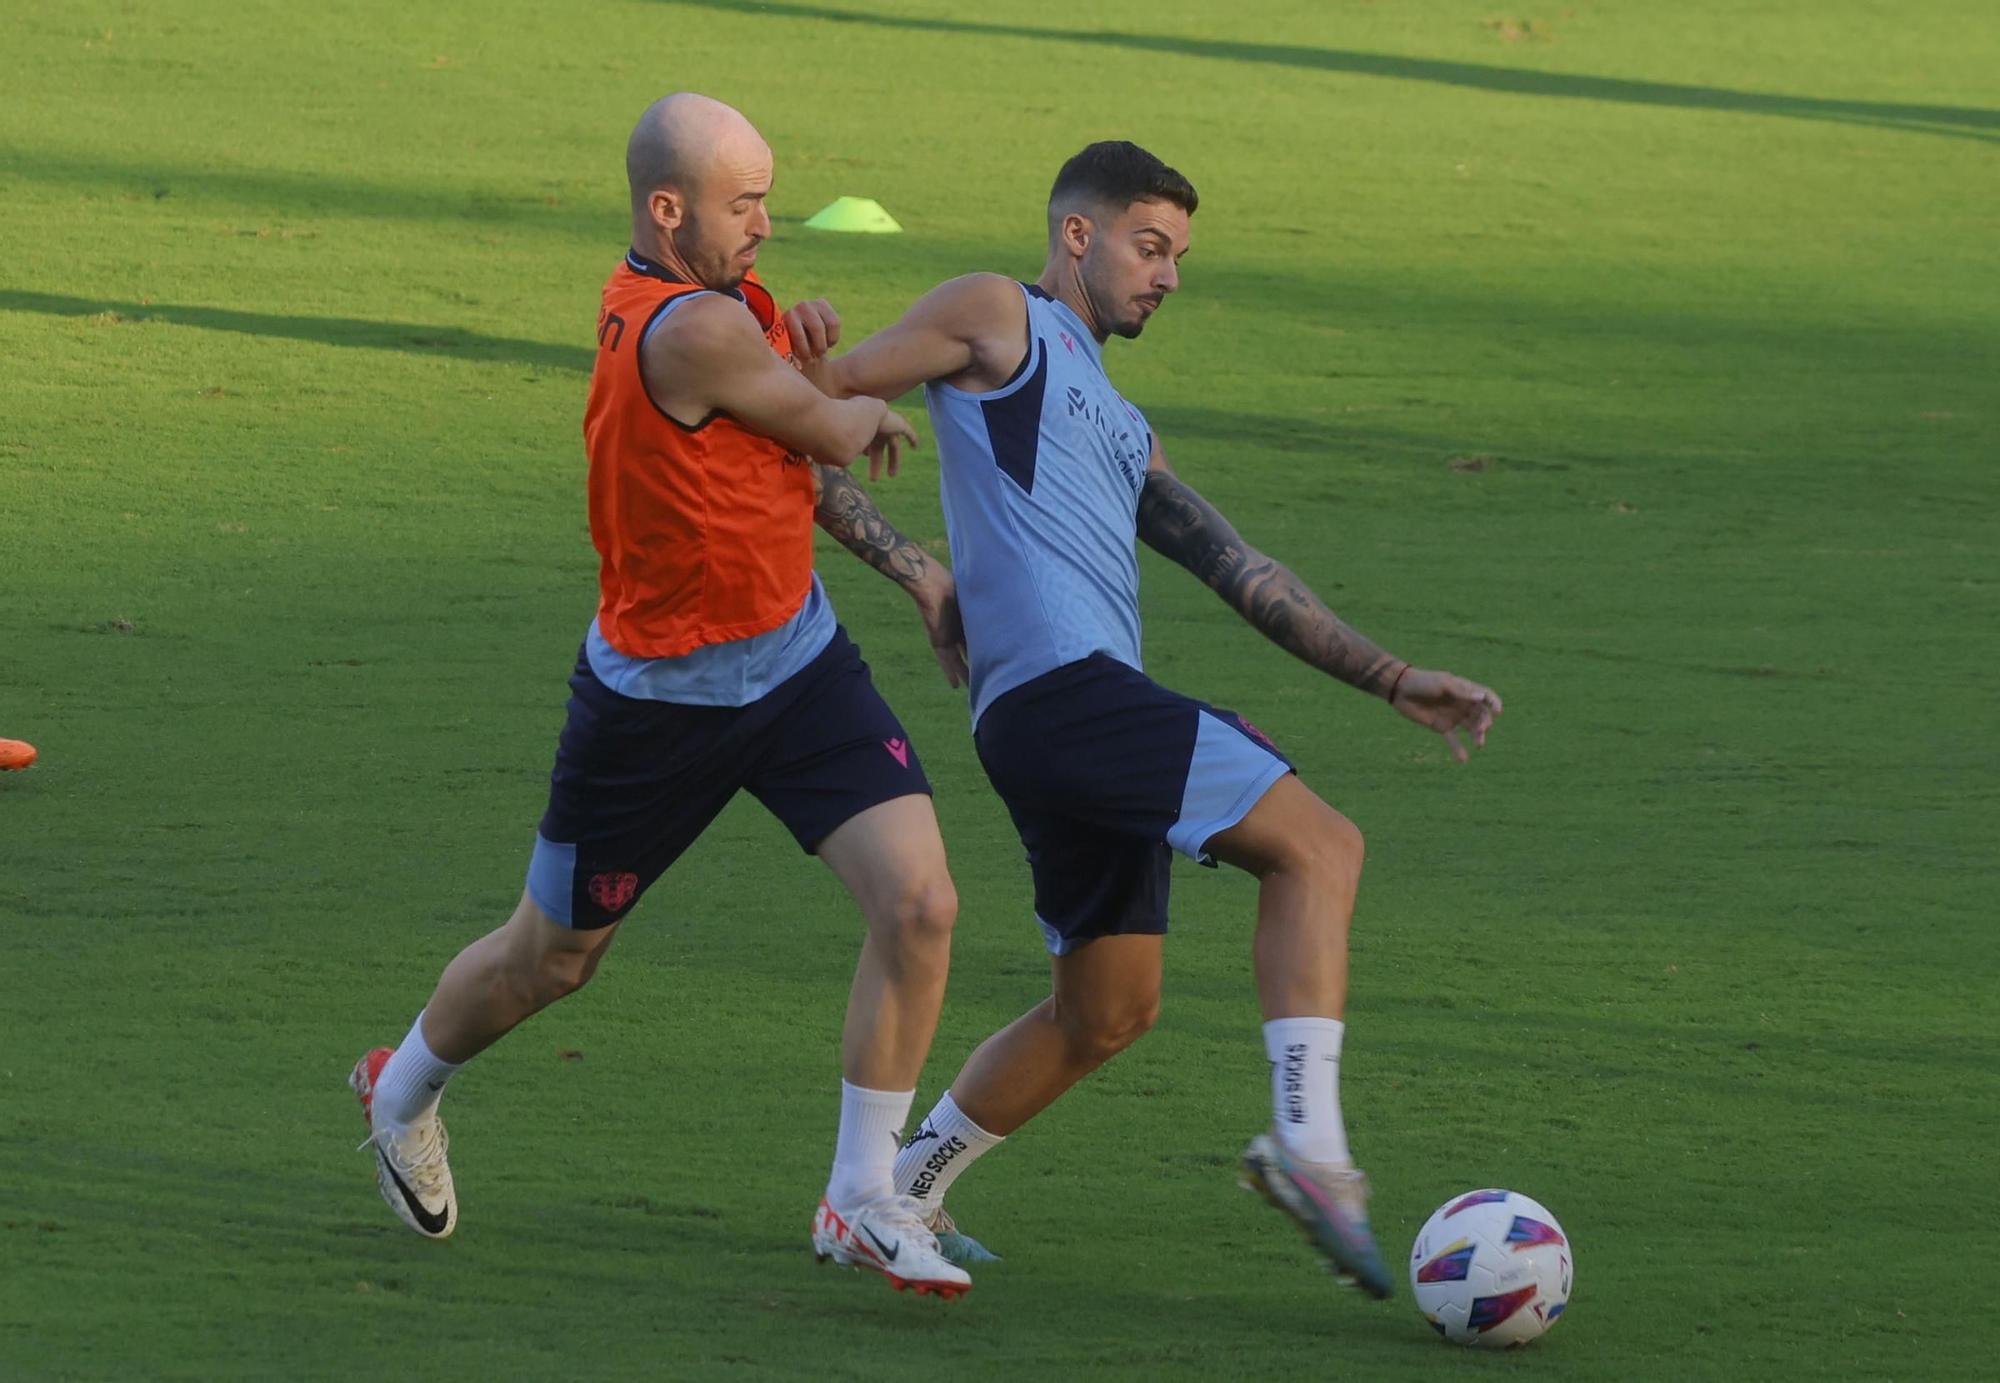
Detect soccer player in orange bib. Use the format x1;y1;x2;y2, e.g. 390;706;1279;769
348;94;974;1298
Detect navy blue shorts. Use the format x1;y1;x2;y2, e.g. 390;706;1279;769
526;625;930;929
973;654;1295;956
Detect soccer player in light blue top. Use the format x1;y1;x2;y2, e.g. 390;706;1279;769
803;141;1503;1299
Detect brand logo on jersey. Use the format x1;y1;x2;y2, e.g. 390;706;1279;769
883;737;910;768
1065;387;1146;494
1058;330;1076;354
587;871;640;913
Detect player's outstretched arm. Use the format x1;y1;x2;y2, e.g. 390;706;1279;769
812;463;969;688
1136;447;1502;760
802;274;1028;402
646;293;914;469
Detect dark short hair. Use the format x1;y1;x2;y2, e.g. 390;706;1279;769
1048;141;1198;225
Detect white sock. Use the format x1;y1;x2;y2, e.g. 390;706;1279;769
825;1081;915;1211
892;1091;1005;1208
1264;1016;1349;1165
373;1011;463;1130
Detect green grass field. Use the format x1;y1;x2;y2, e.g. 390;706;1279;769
4;1;1996;1377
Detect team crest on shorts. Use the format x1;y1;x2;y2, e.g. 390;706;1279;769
587;871;639;913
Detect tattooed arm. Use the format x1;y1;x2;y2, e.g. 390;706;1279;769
1136;456;1407;697
814;461;932;588
813;462;969;688
1136;445;1503;758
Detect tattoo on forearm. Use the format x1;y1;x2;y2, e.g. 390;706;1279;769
1136;472;1404;694
813;463;930;587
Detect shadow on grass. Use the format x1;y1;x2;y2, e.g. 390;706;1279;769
0;142;619;230
666;0;2000;143
0;290;591;372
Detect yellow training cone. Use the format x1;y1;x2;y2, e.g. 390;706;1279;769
804;196;903;234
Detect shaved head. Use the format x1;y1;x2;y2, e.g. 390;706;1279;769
625;93;775;290
627;92;767;213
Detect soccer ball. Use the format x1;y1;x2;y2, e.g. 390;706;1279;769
1409;1189;1573;1347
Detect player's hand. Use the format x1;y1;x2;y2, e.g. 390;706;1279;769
866;407;920;481
912;566;970;689
784;298;841;393
783;298;841;362
1389;668;1502;764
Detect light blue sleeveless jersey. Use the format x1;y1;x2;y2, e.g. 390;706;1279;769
926;283;1154;724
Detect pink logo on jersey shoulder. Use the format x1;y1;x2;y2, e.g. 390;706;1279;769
1059;331;1075;354
883;738;910;768
1236;716;1275;748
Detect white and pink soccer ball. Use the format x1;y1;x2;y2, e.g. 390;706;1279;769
1409;1189;1573;1347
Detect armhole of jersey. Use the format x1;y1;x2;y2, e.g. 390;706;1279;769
979;336;1049;494
993;282;1036;388
738;276;778;333
638;291;723;434
929;282;1038;403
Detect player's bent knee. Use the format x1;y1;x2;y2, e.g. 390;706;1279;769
538;946;602;1001
1322;809;1366;872
871;873;959;951
1287;805;1365;888
497;894;618;1007
1058;994;1160;1067
501;943;601;1010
